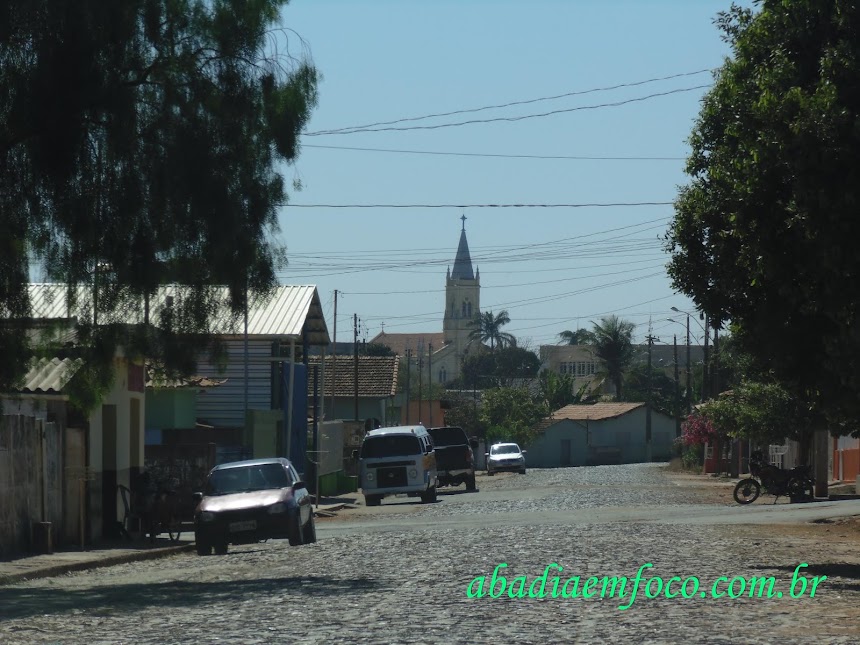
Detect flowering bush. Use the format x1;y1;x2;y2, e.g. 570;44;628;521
681;412;719;446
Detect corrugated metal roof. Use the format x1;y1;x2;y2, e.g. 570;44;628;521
549;402;645;422
15;357;84;394
25;283;330;345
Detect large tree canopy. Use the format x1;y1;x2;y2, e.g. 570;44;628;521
665;1;860;420
1;0;318;394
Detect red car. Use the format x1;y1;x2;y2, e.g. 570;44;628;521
194;458;316;555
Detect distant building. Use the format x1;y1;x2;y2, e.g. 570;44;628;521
370;216;480;385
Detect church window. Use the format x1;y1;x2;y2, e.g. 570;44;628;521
461;302;467;318
467;302;472;318
439;367;448;383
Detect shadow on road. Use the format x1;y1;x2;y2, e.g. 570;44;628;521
0;575;381;621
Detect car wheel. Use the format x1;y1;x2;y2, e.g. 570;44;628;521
465;475;477;491
365;494;382;507
214;542;228;555
487;470;495;476
195;537;212;556
519;469;526;475
420;486;437;503
302;514;317;544
288;515;305;546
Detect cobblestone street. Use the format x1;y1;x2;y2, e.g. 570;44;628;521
1;464;859;644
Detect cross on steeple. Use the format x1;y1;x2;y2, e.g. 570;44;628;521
460;214;467;230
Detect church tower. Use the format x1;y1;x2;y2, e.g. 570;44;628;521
443;215;480;365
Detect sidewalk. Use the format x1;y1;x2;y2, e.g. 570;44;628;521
0;537;194;586
0;500;355;586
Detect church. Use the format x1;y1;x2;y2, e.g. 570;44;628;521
369;216;481;386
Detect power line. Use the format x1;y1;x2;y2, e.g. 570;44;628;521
305;69;714;135
302;144;685;161
304;85;711;136
287;201;673;208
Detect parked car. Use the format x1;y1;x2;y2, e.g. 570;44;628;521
486;443;527;475
193;457;316;556
355;425;438;505
428;426;478;491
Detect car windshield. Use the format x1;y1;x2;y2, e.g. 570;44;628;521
361;435;421;458
491;445;520;455
429;427;467;447
205;463;292;495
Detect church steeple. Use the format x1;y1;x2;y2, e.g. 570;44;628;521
451;214;475;280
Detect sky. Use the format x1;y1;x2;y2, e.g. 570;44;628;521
272;0;751;349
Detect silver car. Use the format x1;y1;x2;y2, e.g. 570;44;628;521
486;443;527;475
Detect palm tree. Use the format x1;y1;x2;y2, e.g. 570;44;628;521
558;328;596;345
468;310;516;351
590;315;635;401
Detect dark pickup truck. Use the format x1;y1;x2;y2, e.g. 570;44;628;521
428;426;478;491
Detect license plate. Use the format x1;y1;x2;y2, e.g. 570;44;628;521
228;520;256;532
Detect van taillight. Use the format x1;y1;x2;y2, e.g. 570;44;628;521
466;447;473;464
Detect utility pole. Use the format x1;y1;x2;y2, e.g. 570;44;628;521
685;315;691;414
712;327;720;397
418;344;424;425
674;335;681;439
331;290;338;417
645;333;656;462
428;343;433;427
353;313;359;421
701;314;710;402
405;349;412;424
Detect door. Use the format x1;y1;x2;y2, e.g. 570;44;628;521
560;439;571;466
63;427;86;545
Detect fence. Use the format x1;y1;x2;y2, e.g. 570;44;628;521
0;415;62;557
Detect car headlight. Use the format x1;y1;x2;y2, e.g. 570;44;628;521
409;469;418;478
366;472;375;482
268;502;288;514
199;511;216;522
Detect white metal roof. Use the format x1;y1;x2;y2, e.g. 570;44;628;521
26;283;330;345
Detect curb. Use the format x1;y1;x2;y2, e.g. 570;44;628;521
0;543;196;587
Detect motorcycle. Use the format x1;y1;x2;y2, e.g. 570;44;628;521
733;451;815;505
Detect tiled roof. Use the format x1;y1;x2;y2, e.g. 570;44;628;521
25;283;329;345
368;331;447;357
307;355;399;398
14;357;84;394
548;402;645;422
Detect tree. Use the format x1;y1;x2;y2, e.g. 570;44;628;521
622;363;678;417
557;328;595;345
590;315;634;401
538;370;597;412
362;342;395;357
479;387;547;448
0;0;318;397
457;345;540;389
468;310;516;351
665;1;860;425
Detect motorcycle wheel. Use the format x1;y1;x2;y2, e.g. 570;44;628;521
787;478;814;503
733;478;761;504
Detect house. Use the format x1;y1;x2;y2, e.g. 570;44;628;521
307;354;400;426
526;402;677;468
13;282;330;546
1;351;145;550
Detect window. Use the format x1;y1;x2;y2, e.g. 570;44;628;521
439;367;448;383
361;435;421;458
588;362;597;375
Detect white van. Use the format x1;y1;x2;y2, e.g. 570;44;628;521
357;425;438;506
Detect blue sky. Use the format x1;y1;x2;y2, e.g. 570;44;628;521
274;0;749;348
